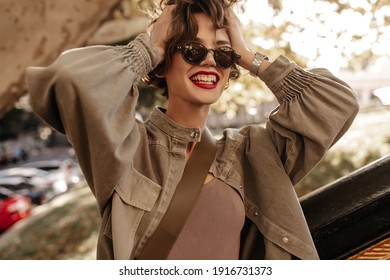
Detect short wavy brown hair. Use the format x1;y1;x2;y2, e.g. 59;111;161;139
143;0;241;97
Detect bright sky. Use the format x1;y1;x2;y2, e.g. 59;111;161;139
237;0;390;73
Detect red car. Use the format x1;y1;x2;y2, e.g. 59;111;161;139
0;187;32;232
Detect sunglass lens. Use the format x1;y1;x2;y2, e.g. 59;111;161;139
215;48;235;68
182;42;206;64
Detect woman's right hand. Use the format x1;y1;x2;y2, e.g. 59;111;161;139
148;4;176;65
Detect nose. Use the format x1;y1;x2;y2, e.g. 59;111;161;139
200;50;217;67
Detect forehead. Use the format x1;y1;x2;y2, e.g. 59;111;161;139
194;13;230;44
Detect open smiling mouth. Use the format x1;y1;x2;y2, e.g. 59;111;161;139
190;72;219;89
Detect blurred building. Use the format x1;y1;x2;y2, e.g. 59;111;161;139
339;60;390;109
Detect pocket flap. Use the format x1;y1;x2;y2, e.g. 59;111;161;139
115;169;161;211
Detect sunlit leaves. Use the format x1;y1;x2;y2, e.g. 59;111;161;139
122;0;388;114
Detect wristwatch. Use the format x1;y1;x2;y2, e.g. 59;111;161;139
250;52;269;77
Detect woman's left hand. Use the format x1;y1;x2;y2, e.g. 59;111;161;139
226;7;271;74
226;8;249;56
226;8;252;70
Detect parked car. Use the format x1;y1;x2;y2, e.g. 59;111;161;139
21;158;84;189
0;176;52;205
0;167;67;204
0;186;32;232
0;166;49;178
0;148;28;167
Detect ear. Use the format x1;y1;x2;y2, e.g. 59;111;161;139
229;65;240;80
153;64;166;78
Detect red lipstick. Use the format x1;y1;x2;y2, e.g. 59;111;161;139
190;71;220;90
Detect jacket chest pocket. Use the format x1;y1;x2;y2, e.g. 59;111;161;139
109;169;161;259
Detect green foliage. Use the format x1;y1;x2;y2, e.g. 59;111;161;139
137;81;167;116
295;148;383;197
295;110;390;197
0;109;40;141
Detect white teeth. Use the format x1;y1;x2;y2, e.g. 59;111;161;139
190;74;217;84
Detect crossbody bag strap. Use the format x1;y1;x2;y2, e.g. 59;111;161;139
138;128;217;260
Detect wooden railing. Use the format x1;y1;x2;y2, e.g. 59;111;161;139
300;155;390;259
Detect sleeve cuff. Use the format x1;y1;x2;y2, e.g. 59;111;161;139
115;33;159;78
259;55;315;103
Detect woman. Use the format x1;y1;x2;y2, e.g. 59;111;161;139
26;0;359;260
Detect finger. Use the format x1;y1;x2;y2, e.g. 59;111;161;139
226;7;247;53
150;4;175;38
149;4;176;64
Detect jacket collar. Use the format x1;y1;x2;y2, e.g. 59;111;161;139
147;107;202;142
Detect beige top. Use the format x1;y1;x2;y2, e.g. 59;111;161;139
167;178;245;260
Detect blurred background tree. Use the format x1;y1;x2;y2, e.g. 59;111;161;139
0;109;40;142
0;0;122;118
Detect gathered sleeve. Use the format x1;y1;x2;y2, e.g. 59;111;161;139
25;33;159;209
258;56;359;185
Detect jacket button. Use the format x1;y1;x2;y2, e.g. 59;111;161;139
239;185;243;189
254;211;259;216
190;131;198;138
283;237;289;243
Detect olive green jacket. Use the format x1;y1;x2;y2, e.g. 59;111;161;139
26;33;359;260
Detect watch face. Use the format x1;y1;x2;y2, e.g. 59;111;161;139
250;52;269;76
